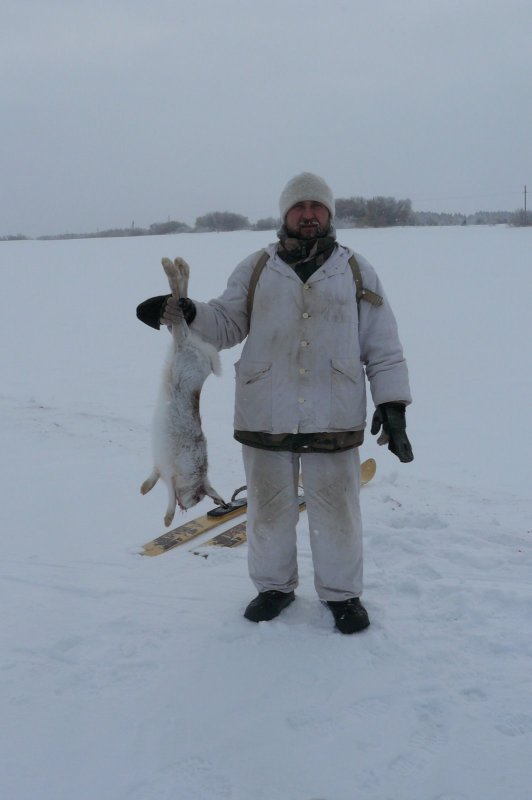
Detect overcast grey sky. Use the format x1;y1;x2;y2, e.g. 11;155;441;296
2;0;531;236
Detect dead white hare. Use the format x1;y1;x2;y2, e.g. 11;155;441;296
141;257;224;524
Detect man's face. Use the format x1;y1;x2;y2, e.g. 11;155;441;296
284;200;331;238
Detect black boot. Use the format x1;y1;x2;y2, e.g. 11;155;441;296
326;597;370;634
244;590;295;623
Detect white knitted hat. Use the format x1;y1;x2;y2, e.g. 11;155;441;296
279;172;335;221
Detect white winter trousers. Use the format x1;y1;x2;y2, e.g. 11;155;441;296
242;445;363;601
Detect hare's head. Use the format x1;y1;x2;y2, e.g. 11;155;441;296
177;480;224;512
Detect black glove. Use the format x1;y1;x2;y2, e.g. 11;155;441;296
176;297;196;324
136;295;196;329
136;295;170;329
371;402;414;463
160;296;197;326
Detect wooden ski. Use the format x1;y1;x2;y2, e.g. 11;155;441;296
139;487;247;556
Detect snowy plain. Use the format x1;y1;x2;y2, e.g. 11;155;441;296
1;225;531;800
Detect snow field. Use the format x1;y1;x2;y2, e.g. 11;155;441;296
1;226;531;799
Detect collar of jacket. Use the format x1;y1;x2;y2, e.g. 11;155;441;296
266;244;351;284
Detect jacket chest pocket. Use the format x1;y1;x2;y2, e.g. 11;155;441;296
330;357;366;429
234;359;273;431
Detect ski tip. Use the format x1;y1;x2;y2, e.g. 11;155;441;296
138;544;162;557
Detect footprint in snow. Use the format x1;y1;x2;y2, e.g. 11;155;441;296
388;511;448;531
495;712;532;737
127;756;232;800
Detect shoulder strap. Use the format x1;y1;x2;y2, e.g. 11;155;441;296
246;250;383;318
348;255;384;307
246;250;270;318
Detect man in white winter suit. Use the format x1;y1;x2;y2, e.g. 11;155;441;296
136;172;413;633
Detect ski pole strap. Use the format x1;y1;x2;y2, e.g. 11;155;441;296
348;255;384;306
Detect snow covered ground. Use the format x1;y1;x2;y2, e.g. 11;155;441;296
1;225;531;800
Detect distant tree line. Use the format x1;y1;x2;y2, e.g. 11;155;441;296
412;209;521;226
336;196;413;227
335;197;526;227
31;211;280;240
37;219;193;241
195;211;251;232
2;196;530;241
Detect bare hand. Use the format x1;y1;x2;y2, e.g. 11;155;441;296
160;296;183;327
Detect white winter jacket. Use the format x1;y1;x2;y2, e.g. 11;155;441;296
190;243;411;434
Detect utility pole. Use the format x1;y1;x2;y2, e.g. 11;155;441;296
524;185;527;226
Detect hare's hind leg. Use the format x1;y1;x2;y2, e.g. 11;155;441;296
173;257;190;297
141;469;159;495
161;257;190;344
161;257;189;299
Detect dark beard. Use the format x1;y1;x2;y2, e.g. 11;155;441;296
279;221;330;241
288;221;323;238
276;224;337;281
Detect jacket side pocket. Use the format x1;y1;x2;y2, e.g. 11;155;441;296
234;359;273;431
330;357;366;430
